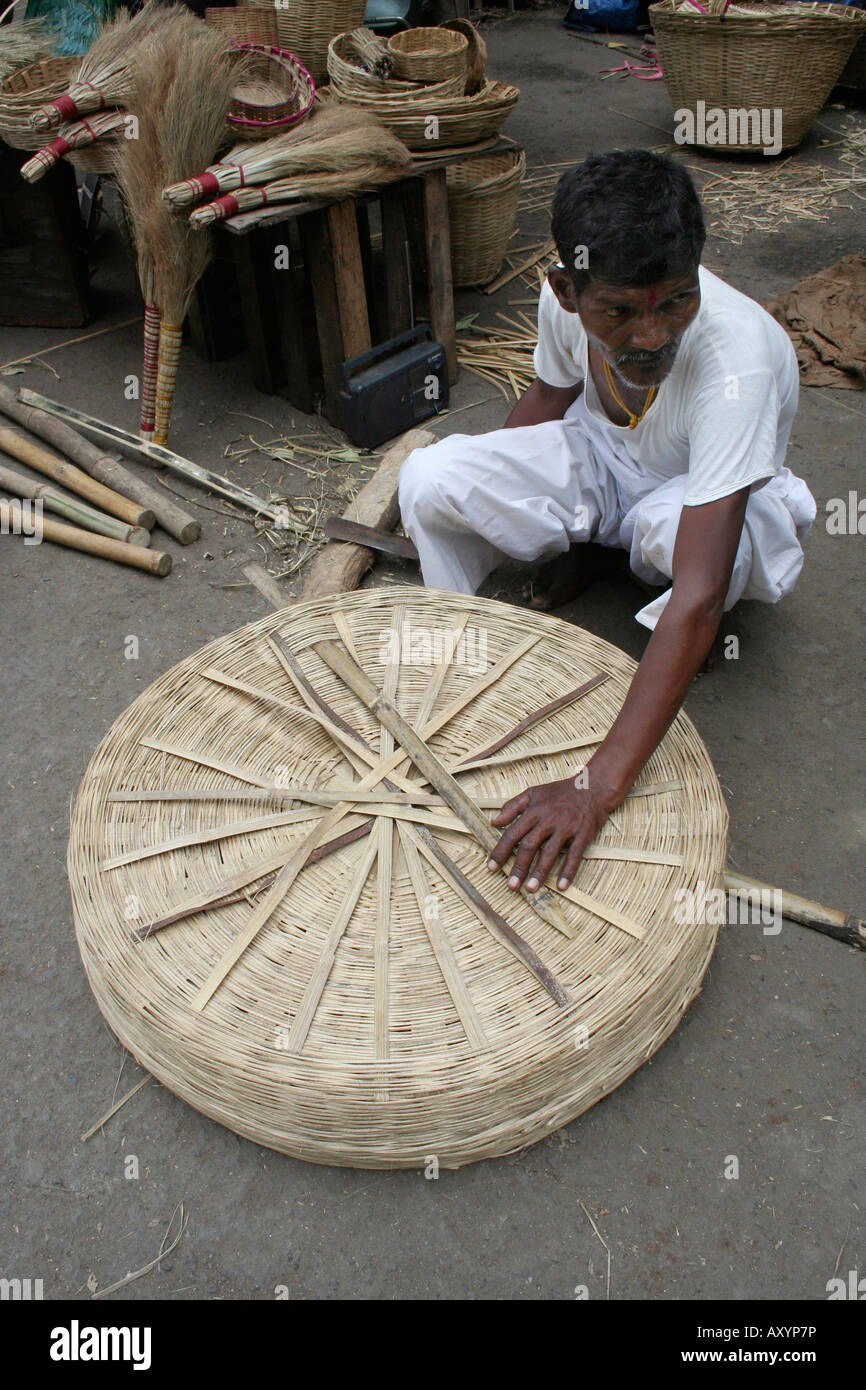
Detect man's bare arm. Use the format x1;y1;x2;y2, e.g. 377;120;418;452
489;486;750;891
505;377;581;428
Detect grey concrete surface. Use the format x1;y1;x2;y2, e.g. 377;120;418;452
1;7;864;1302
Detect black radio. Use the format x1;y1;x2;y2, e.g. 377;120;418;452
339;325;449;450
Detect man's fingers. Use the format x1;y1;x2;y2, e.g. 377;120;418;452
487;812;533;870
524;835;567;894
490;789;531;827
507;828;550;889
556;831;592;890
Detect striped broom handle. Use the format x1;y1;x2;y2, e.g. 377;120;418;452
140;303;161;442
153;321;182;447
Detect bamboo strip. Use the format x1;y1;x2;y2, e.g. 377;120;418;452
399;826;488;1052
456;672;609;766
287;836;380;1053
375;605;403;1061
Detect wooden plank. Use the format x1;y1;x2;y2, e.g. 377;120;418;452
380;184;413;339
298;207;345;425
299;426;435;599
328;199;371;361
422;168;457;385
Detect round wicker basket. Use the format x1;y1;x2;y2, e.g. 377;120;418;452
227;43;315;140
248;0;368;84
335;77;520;152
0;56;78;151
68;588;727;1170
327;33;466;100
650;0;866;152
448;147;526;286
387;27;469;87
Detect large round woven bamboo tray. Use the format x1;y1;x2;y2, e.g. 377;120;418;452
68;587;727;1170
651;0;866;151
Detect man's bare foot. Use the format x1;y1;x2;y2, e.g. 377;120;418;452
523;543;620;610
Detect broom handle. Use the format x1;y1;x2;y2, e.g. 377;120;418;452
0;425;149;529
140;303;160;441
0;385;199;544
153;321;182;446
0;500;171;576
723;871;865;950
0;464;149;546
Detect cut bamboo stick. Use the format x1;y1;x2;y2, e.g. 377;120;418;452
17;390;282;523
0;425;150;528
0;500;171;576
0;385;198;544
0;464;150;546
723;871;866;951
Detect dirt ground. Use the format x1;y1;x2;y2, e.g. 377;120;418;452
1;8;864;1302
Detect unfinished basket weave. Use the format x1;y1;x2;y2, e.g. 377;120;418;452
651;0;866;151
387;27;469;87
0;56;77;150
448;147;526;286
68;588;727;1169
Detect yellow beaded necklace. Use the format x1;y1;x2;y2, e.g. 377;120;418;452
603;359;657;429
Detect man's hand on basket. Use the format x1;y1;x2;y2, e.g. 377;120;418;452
488;772;615;893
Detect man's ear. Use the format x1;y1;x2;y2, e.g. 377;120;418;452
547;265;580;315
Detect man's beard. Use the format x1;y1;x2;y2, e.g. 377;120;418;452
611;339;681;389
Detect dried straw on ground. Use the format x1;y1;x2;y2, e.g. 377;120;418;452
68;588;727;1169
114;10;238;444
29;0;166;131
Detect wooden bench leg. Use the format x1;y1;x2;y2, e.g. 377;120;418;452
422;168;457;386
299;200;371;426
380;184;413;340
229;227;284;395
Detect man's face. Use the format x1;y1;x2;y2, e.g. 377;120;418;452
548;266;701;389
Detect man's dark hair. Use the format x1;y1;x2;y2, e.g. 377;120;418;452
551;150;706;294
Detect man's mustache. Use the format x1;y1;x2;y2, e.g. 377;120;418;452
616;343;678;368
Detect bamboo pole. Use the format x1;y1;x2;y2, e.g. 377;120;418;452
723;871;865;951
0;425;150;529
0;500;171;576
17;390;284;524
0;465;150;546
0;386;199;544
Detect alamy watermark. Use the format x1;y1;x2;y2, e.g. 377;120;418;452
674;102;783;157
378;621;488;676
674;880;782;934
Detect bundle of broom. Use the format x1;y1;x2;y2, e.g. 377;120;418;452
19;109;126;181
0;4;57;84
113;9;238;444
161;104;411;226
28;0;165;132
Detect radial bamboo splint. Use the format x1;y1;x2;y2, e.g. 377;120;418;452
67;587;727;1169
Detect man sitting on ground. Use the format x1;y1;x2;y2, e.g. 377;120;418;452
399;149;815;898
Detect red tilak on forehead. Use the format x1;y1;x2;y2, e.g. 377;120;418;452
647;286;658;309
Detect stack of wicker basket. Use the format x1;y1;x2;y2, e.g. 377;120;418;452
249;0;367;85
328;22;522;286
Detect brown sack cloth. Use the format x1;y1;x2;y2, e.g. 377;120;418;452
764;254;866;390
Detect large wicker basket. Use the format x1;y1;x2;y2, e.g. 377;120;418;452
387;27;469;86
447;147;526;286
205;6;278;46
0;56;77;151
250;0;367;84
650;0;866;152
335;78;520;153
67;587;728;1169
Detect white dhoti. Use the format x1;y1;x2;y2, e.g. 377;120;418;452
399;393;816;629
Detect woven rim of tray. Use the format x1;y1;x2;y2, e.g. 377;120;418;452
68;588;727;1169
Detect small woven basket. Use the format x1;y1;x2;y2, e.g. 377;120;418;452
650;0;866;151
227;43;315;140
205;6;278;46
440;17;487;94
249;0;367;84
447;147;526;286
0;56;77;150
387;26;469;87
327;30;418;97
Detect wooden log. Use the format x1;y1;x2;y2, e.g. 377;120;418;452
723;871;866;951
0;500;171;576
0;425;150;529
0;385;198;544
300;426;435;599
0;463;150;546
